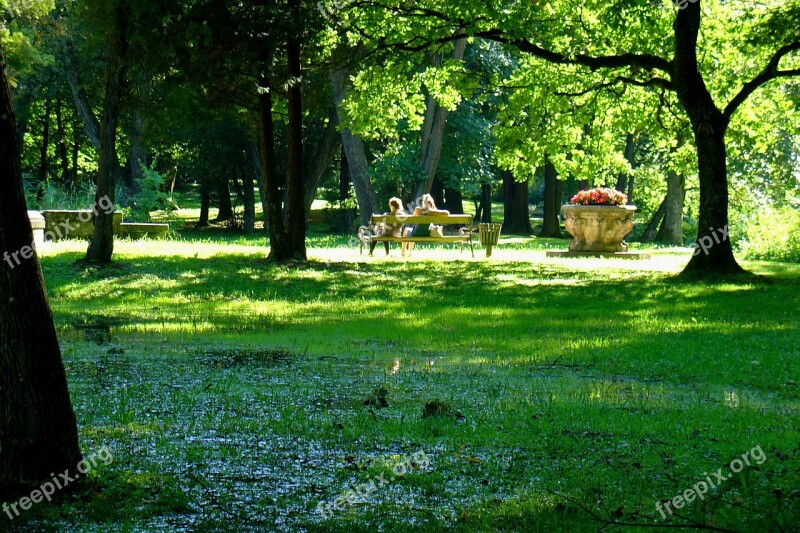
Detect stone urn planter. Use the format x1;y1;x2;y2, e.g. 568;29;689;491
562;205;637;253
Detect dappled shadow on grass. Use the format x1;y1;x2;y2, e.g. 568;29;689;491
31;248;800;531
41;252;800;387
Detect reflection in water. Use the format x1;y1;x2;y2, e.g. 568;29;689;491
723;390;740;408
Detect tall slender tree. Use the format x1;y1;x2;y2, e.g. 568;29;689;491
85;2;128;263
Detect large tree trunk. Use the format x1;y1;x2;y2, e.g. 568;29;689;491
414;37;467;198
502;170;532;234
656;169;686;245
286;24;307;260
259;48;290;260
540;155;563;237
304;109;340;212
682;121;740;273
675;4;742;275
86;8;127;264
0;47;83;496
330;67;378;225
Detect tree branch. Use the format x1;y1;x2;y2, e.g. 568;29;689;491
474;29;673;76
724;40;800;120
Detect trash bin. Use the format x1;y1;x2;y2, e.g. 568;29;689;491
478;223;502;257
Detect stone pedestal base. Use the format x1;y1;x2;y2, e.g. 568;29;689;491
546;251;651;260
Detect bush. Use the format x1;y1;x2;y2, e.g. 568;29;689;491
125;165;179;222
739;205;800;263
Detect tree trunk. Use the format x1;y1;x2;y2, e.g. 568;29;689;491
286;25;307;259
640;198;666;243
626;174;635;204
655;169;686;245
540;155;563;237
127;109;146;194
502;170;532;234
13;83;30;157
38;96;50;185
259;47;290;260
681;121;740;273
615;133;635;192
65;48;101;152
86;8;127;264
214;177;234;223
71;128;80;189
198;176;210;227
478;183;492;223
675;4;742;275
0;47;83;496
337;146;354;231
415;37;467;197
330;67;378;225
304;108;340;212
242;167;255;234
432;179;463;213
55;97;70;185
250;138;268;231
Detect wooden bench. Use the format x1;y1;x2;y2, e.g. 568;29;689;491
360;214;474;257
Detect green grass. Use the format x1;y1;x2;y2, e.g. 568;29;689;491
4;236;800;531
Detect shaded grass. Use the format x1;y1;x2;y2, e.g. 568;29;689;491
4;238;799;531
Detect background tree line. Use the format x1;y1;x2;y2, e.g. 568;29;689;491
4;0;800;269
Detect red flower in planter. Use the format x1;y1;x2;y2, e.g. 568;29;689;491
570;187;628;206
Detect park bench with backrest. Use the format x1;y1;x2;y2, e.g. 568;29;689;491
359;214;474;257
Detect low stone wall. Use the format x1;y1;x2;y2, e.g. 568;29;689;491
41;210;123;240
27;211;46;245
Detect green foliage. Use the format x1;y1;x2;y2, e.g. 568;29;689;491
0;0;53;23
125;164;179;222
25;179;96;211
739;205;800;263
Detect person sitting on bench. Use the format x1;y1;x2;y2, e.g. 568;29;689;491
370;197;407;255
403;194;450;256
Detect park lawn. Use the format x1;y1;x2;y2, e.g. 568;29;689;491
6;237;799;531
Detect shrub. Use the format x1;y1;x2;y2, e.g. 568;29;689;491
739;205;800;263
126;165;179;222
